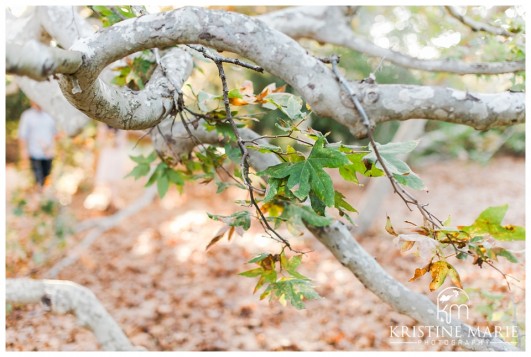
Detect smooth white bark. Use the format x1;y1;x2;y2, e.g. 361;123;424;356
7;6;91;135
261;6;524;74
6;279;137;351
6;40;82;81
52;7;524;136
6;6;525;136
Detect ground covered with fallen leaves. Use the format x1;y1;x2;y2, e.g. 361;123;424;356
5;155;525;351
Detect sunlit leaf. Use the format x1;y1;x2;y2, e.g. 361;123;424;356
461;205;525;241
385;216;398;236
248;253;270;264
393;172;426;190
205;225;230;250
339;152;384;185
280;203;332;228
262;93;304;120
197;91;219;112
447;263;463;289
429;261;449;291
157;175;169;198
395;233;438;259
334;191;357;213
126;163;150;179
258;137;348;206
207;211;251;230
239;267;264;277
491;247;518;263
409;265;429;282
365;140;419;176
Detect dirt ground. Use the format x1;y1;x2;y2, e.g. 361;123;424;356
5;155;526;351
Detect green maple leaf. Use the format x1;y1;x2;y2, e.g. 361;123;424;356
339;152;384;184
461;205;525;241
364;140;419;175
364;140;426;190
259;137;349;206
280;203;332;228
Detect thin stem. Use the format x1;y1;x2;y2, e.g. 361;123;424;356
329;55;512;283
330;55;443;229
188;45;264;72
191;45;292;249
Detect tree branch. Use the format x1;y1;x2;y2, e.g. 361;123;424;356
52;6;522;136
260;6;524;75
160;119;518;351
6;40;82;81
307;222;518;351
7;6;94;135
6;278;138;351
338;81;524;137
445;6;514;37
7;7;524;137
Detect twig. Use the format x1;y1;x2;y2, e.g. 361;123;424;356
217;61;292;248
187;45;264;73
329;55;513;284
130;5;148;17
445;6;513;37
330;55;443;229
241;132;314;147
108;6;127;20
190;45;293;249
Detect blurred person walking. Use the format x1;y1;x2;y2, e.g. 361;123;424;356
18;100;57;192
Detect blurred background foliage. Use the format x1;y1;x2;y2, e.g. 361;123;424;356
5;5;525;165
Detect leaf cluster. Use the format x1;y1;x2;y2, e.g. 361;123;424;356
239;252;321;309
385;205;524;291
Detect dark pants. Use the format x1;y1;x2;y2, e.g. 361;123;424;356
30;158;53;187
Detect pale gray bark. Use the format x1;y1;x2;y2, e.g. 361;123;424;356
37;6;95;48
53;7;525;136
6;40;82;81
7;6;92;135
261;6;524;74
6;278;138;351
445;6;513;37
6;7;525;137
308;222;518;351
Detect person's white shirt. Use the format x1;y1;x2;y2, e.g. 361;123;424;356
18;108;57;159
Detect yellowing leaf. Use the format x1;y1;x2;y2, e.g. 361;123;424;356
429;261;450;291
385;216;398;236
239;267;264;278
400;240;416;253
229;97;251;106
227;226;235;241
461;204;525;241
205;225;229;250
447;263;463;289
239;80;254;97
409;267;428;282
396;234;438;259
253;276;266;294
